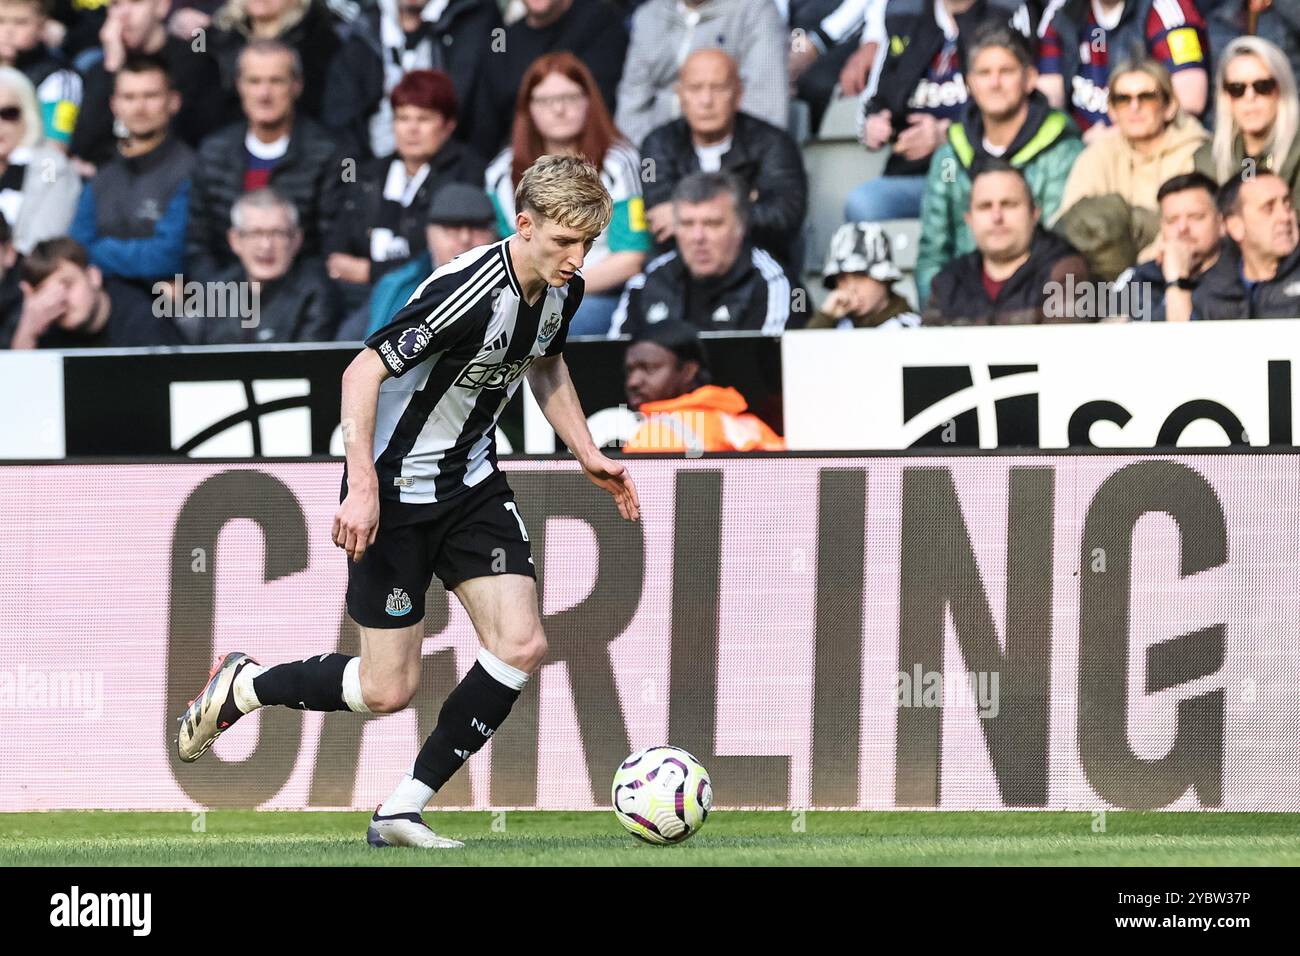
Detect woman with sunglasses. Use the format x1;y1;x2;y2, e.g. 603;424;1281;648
1212;35;1300;209
0;67;80;256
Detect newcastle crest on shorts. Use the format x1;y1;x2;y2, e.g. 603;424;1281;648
385;587;412;617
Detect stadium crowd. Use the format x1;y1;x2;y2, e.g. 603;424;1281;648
0;0;1296;350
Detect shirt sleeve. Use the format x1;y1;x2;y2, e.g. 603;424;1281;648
37;70;82;146
1147;0;1208;73
363;268;488;377
1037;19;1063;76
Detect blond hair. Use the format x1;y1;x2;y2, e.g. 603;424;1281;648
1212;36;1299;183
514;154;612;237
0;67;44;150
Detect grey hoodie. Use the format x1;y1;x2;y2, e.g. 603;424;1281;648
615;0;789;148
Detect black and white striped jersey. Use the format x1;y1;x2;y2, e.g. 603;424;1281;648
362;239;583;504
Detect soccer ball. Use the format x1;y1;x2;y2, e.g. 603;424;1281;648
611;746;713;844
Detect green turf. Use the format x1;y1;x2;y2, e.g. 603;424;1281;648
1;811;1298;866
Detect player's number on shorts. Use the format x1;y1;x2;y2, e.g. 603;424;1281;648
504;502;530;541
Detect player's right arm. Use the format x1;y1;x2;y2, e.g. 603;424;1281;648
334;348;390;562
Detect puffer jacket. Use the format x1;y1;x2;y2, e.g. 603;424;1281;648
916;91;1082;306
1192;241;1300;321
185;117;344;280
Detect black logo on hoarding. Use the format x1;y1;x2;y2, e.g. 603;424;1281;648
903;365;1039;447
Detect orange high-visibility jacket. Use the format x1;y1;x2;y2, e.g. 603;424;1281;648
624;386;786;453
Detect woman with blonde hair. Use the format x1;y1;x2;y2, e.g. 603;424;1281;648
485;52;650;335
1212;35;1300;207
0;67;80;254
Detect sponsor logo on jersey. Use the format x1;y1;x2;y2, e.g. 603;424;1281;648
456;355;535;390
397;326;431;360
385;588;412;617
378;340;405;373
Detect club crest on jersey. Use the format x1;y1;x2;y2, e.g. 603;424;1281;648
385;588;412;617
397;326;431;360
539;306;562;341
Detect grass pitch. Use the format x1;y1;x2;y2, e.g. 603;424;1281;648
1;810;1298;866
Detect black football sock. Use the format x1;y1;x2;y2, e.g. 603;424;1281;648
251;653;355;711
412;661;521;792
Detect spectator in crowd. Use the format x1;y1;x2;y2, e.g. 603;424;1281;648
186;40;342;280
847;0;1031;222
1212;35;1300;208
623;317;785;452
1054;58;1213;279
1192;169;1300;319
609;171;805;337
69;54;193;288
185;187;335;342
615;0;788;149
69;0;227;171
472;0;628;159
362;180;497;339
7;236;178;347
808;221;920;328
915;23;1082;305
49;0;110;57
1037;0;1209;139
641;49;807;272
324;0;502;159
325;69;484;306
0;211;22;344
207;0;340;121
787;0;886;133
0;0;82;147
925;160;1090;324
0;67;80;253
1114;171;1223;321
487;52;649;334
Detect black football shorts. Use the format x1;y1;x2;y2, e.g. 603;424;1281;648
344;470;535;629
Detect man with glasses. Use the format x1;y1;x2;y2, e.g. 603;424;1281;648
1037;0;1210;140
190;187;338;344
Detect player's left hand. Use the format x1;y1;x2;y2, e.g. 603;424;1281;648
580;450;640;521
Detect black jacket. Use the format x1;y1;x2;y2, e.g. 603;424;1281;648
34;279;185;348
322;0;502;159
1192;241;1300;321
865;0;1027;176
325;141;486;273
196;260;338;344
70;35;231;167
209;0;342;122
471;0;628;157
925;228;1088;325
640;112;808;271
610;245;806;337
186;117;344;280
